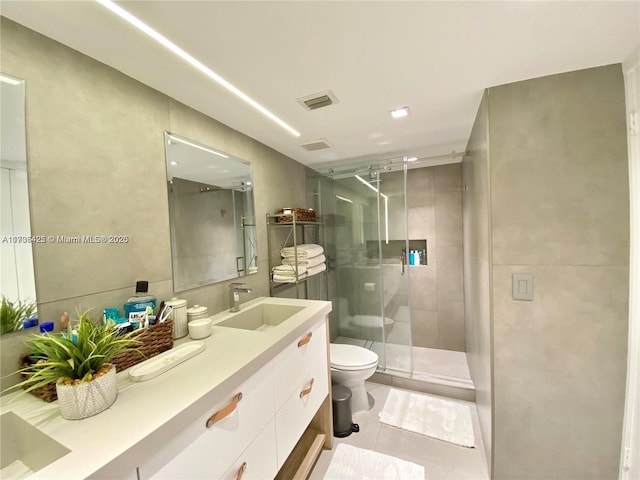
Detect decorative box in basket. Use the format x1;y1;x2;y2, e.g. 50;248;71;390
275;207;317;223
19;320;174;403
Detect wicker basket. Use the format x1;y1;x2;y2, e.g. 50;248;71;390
275;208;316;223
18;320;174;403
18;354;58;403
111;320;174;372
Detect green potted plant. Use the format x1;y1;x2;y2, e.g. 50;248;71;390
0;296;37;334
6;310;140;420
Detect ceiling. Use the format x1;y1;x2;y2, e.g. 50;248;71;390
1;1;639;171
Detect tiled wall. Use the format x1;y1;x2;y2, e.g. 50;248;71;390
461;92;493;474
0;18;309;390
407;165;465;351
464;64;630;479
489;64;629;480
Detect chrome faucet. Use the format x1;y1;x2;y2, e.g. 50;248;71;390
229;283;252;312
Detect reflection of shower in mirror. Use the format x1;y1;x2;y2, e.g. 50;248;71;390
164;132;258;292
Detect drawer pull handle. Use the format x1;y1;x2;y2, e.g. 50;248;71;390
298;332;312;348
300;378;314;398
206;392;242;428
236;462;247;480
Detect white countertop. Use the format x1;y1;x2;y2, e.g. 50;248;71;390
0;297;332;480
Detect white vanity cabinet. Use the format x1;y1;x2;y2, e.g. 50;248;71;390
138;361;276;480
273;320;329;467
138;316;330;480
219;420;277;480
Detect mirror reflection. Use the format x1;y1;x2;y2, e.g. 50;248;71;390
165;132;257;292
0;73;38;334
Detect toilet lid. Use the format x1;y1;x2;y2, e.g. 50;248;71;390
330;344;378;370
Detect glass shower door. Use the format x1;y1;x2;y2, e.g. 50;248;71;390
376;168;412;373
331;173;387;370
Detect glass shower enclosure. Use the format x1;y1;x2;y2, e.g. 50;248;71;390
312;163;412;374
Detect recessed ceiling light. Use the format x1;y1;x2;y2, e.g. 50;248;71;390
390;106;410;119
407;156;418;162
95;0;300;137
170;161;179;166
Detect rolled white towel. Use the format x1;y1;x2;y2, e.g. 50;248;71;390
273;264;307;275
280;243;324;259
282;254;326;268
273;272;308;283
306;262;327;277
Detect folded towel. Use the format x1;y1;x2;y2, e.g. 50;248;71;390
306;262;327;277
281;254;326;268
273;264;307;275
273;272;307;283
280;243;324;259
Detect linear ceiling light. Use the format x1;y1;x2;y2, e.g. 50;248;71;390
95;0;301;137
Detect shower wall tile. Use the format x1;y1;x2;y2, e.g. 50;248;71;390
406;167;434;208
435;191;463;247
434;163;462;192
387;192;407;240
405;163;465;351
437;300;465;351
409;264;437;311
407;205;435;240
436;246;464;301
410;308;438;349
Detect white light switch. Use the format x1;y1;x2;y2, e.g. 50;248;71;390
512;273;533;301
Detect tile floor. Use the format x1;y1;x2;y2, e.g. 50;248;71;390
309;382;489;480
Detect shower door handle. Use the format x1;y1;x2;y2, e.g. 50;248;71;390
400;249;406;276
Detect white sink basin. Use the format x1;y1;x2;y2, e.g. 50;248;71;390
215;303;305;331
0;412;70;478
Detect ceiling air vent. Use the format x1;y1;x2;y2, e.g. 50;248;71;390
296;90;339;111
300;139;332;151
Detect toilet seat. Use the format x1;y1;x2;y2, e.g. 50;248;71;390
330;344;378;371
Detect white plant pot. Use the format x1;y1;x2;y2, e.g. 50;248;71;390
56;364;117;420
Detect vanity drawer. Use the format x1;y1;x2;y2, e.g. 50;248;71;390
220;420;278;480
275;358;329;467
140;363;275;480
272;318;327;411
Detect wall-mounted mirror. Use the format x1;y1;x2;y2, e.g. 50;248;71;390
0;73;38;334
164;132;257;292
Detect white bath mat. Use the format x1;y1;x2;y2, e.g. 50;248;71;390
379;388;475;447
323;444;424;480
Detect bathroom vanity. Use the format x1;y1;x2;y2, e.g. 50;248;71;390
0;297;333;480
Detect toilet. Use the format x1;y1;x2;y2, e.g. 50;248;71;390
329;344;379;414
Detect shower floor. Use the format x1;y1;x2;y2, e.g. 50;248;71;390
334;336;475;401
